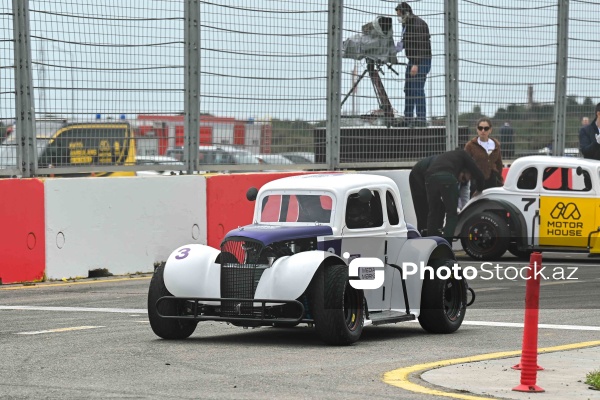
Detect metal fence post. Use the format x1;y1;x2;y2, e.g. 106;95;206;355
326;0;342;170
552;0;569;157
184;0;201;173
444;0;459;151
12;0;36;177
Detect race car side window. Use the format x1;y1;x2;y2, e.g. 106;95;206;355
385;190;400;225
517;167;538;190
542;167;591;192
345;190;383;229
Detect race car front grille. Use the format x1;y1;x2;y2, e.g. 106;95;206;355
220;239;267;317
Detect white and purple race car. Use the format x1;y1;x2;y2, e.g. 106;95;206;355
148;173;473;345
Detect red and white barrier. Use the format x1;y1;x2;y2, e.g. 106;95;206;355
0;168;427;284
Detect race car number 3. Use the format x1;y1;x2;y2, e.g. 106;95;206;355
175;247;191;260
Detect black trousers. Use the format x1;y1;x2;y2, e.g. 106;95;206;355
425;172;459;242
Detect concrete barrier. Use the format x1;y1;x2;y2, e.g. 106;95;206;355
44;175;207;280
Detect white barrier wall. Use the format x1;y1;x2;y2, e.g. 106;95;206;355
44;175;207;280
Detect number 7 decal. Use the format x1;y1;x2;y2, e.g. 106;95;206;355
521;197;536;212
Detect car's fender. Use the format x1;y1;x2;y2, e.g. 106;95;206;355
163;244;221;304
389;237;454;316
254;250;341;301
455;198;529;244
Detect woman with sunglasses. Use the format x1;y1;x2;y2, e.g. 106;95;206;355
464;117;504;190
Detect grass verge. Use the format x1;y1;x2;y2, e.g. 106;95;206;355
586;369;600;390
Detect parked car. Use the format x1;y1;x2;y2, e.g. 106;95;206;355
537;147;580;157
148;173;472;345
135;155;184;176
280;152;315;164
255;153;294;165
165;145;260;166
457;155;600;260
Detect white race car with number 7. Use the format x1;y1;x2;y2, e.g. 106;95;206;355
148;173;474;345
456;156;600;260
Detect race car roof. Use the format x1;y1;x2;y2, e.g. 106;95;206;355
510;155;600;170
259;173;398;194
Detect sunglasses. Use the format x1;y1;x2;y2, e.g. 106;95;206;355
477;126;491;131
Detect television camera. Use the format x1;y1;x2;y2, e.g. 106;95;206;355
342;16;404;126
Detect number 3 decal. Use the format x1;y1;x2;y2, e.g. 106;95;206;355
175;247;191;260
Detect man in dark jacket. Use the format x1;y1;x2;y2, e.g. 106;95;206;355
425;149;485;242
579;102;600;160
395;2;432;127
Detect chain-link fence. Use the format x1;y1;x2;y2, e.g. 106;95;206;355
457;0;598;161
1;0;598;177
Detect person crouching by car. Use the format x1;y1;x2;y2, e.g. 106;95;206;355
425;149;485;243
465;117;504;190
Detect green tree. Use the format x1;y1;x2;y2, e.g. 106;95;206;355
270;118;315;153
0;121;6;142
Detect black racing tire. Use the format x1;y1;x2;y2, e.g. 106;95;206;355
418;259;467;334
460;211;510;261
508;242;532;260
309;264;364;346
148;263;197;340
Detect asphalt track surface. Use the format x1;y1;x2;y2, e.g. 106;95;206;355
1;252;599;399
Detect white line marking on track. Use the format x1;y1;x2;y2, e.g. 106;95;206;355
4;306;599;331
16;326;105;335
0;306;146;313
462;320;600;331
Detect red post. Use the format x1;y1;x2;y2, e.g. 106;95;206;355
512;252;544;393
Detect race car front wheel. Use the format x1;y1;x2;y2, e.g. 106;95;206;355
309;264;364;346
418;259;467;334
460;211;510;260
148;263;198;340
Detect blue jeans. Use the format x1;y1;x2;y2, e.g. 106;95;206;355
404;58;432;122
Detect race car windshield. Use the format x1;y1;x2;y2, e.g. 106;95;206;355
259;193;334;224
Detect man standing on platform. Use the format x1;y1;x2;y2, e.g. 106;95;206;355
395;2;432;127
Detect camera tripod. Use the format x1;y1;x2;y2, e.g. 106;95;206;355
341;58;404;126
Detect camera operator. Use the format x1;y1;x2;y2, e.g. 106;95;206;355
395;2;432;127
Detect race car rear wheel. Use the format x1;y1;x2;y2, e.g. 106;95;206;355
148;263;198;340
460;211;509;260
309;264;364;346
418;259;467;334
